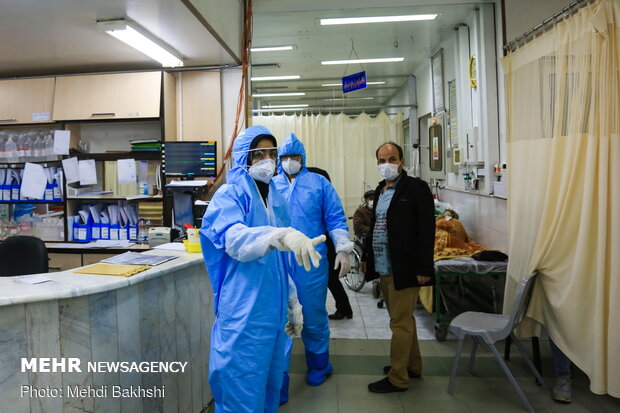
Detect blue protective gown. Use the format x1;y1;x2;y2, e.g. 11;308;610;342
200;126;291;413
273;133;351;384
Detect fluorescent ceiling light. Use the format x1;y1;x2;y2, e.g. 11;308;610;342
325;97;374;101
321;81;386;87
322;57;404;65
251;45;294;52
267;104;309;108
251;75;301;81
253;92;306;97
97;20;183;67
320;14;437;25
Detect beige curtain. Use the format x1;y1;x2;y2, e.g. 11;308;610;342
503;0;619;396
252;113;404;219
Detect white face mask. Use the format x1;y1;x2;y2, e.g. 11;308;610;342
367;201;374;209
444;216;452;221
378;163;400;181
249;158;275;183
282;158;302;175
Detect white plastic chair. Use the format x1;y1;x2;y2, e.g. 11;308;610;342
447;272;546;412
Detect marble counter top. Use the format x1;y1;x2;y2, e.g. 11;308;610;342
0;249;206;307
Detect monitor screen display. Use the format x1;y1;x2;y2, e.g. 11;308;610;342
163;141;217;177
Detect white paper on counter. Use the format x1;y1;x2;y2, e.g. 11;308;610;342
89;239;133;248
53;130;71;155
153;242;186;251
19;274;53;284
20;163;47;199
78;159;97;185
62;157;80;184
117;159;137;185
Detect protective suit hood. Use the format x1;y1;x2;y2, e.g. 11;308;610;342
228;125;275;183
277;133;306;173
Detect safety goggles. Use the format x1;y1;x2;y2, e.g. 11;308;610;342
246;147;278;161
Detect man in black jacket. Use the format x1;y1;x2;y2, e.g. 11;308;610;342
360;142;435;393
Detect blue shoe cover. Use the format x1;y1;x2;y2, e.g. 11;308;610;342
306;362;333;386
279;372;289;405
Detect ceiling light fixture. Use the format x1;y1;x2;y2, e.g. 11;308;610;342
267;104;309;108
320;14;437;25
251;45;294;52
321;57;404;65
251;75;301;81
321;81;386;87
253;92;306;97
97;20;183;67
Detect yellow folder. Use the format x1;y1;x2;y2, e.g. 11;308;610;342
74;263;151;277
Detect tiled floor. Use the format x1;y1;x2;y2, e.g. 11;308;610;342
282;337;620;413
205;281;620;412
274;280;620;413
327;280;439;340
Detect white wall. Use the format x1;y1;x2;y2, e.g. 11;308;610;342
221;67;245;158
187;0;244;61
503;0;575;42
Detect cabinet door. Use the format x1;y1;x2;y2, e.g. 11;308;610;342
0;78;55;124
53;72;162;120
48;253;82;272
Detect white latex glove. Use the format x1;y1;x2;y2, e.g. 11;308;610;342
335;251;352;278
285;302;303;338
280;230;326;271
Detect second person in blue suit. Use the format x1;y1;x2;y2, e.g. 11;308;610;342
273;133;354;401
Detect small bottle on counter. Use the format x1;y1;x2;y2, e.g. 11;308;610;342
138;218;148;245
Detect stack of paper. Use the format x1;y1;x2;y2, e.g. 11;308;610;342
74;264;151;277
131;139;161;152
101;252;177;266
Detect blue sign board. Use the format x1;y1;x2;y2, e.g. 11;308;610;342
342;71;367;93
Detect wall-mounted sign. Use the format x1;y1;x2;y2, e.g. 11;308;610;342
342;71;367;93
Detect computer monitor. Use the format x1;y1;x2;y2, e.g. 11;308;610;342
162;141;217;177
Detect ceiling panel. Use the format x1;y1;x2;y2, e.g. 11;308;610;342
251;1;479;113
0;0;237;77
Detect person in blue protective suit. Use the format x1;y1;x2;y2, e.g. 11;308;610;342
273;133;354;401
199;125;326;413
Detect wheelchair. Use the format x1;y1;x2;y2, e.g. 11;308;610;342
342;234;383;306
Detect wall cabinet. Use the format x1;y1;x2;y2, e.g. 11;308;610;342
0;78;55;125
53;72;162;121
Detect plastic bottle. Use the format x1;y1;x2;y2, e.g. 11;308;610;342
0;133;6;162
17;132;27;162
32;134;43;162
138;218;148;244
44;134;55;161
5;134;18;163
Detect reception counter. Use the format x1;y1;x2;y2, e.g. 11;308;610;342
0;250;214;413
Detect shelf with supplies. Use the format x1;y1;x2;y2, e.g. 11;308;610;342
67;195;163;202
0;200;64;204
70;149;162;162
0;70;179;246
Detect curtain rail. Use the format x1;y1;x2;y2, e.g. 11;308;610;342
503;0;597;53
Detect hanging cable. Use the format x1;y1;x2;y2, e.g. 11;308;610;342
213;0;253;186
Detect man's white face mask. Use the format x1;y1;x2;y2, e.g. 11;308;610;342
282;158;302;175
368;201;374;209
444;216;452;221
249;158;276;183
378;163;400;181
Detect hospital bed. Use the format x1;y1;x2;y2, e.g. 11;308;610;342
427;257;508;341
